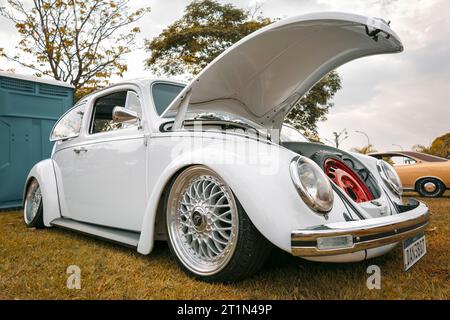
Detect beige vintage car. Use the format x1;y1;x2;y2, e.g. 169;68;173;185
370;151;450;198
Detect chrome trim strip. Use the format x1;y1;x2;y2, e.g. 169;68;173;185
291;201;429;257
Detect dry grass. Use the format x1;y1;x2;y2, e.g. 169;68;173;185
0;192;449;300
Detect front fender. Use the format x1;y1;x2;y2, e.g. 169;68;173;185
137;135;349;255
24;159;60;227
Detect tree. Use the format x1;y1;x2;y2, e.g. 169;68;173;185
0;0;150;99
145;0;271;76
412;144;431;154
351;144;377;155
145;0;341;134
429;133;450;158
324;129;348;149
285;71;341;135
413;133;450;158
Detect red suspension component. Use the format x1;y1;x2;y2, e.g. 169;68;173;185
324;158;374;203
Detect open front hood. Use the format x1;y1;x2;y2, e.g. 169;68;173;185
162;12;403;129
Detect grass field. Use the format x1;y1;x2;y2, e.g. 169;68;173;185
0;192;448;300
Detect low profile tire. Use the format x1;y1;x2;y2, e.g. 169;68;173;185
23;178;45;228
165;166;272;283
416;178;445;198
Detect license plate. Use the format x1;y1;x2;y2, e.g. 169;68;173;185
403;233;426;271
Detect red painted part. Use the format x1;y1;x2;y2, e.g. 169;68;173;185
324;158;374;203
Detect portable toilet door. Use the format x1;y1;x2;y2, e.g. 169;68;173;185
0;72;74;209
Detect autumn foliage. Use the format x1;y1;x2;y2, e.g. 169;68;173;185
414;133;450;158
145;0;341;134
0;0;150;99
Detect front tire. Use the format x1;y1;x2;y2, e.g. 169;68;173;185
24;178;45;228
165;166;272;282
416;178;445;198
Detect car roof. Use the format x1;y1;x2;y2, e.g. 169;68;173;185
76;77;187;101
369;151;448;162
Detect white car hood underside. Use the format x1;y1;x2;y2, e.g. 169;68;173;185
161;12;403;129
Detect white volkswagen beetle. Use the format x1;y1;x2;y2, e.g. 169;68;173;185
23;13;429;282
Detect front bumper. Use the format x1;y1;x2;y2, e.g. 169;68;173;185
291;199;429;257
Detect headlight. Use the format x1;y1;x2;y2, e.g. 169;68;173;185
290;156;334;213
377;160;403;195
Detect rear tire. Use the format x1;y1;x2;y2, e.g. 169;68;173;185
416;178;445;198
23;178;45;229
165;166;272;283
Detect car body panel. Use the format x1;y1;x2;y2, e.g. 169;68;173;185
137;131;354;254
24;159;60;227
52;132;147;231
162;12;403;129
369;151;450;189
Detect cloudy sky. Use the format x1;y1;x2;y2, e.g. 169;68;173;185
1;0;448;152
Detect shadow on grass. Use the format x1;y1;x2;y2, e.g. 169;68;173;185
50;225;397;276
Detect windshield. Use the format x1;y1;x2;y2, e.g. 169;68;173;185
280;124;309;142
152;82;185;115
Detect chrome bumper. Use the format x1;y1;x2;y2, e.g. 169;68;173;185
291;200;429;257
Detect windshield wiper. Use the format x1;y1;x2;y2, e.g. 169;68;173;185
193;113;225;121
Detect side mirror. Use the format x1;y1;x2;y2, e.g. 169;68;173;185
112;106;139;123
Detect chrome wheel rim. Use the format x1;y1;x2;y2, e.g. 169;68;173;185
424;182;437;193
24;179;42;224
167;167;238;276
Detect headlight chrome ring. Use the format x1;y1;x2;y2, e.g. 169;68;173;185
290;156;334;214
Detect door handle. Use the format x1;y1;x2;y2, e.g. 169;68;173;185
73;147;88;154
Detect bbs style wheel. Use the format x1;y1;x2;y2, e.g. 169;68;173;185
23;178;45;228
165;166;271;282
416;178;445;198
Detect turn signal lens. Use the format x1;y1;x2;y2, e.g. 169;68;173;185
317;235;354;250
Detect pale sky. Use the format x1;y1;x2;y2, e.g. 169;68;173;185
0;0;449;152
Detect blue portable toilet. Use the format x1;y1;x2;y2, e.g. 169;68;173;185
0;71;74;209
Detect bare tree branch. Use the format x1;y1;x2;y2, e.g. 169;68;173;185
0;0;150;99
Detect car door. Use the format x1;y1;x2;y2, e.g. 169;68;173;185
389;155;418;190
53;88;147;231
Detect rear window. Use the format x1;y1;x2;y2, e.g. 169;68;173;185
152;83;184;115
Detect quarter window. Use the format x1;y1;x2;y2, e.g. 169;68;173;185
50;102;86;141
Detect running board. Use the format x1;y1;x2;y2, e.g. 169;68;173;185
51;218;140;248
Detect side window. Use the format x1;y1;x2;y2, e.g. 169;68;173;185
384;156;417;166
90;90;141;134
50;103;86;141
152;83;184;115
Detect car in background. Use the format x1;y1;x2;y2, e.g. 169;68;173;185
369;151;450;197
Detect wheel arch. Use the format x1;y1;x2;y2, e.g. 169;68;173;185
137;161;205;255
150;165;192;242
24;159;61;227
137;142;336;255
414;176;446;191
